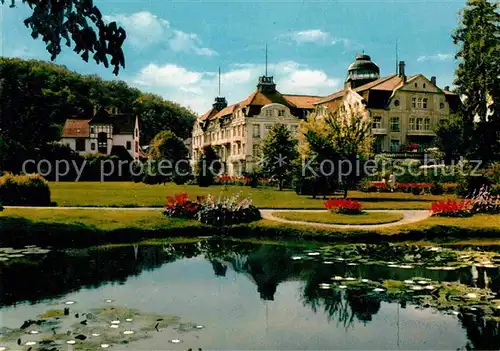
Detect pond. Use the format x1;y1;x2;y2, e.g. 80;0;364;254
0;239;499;350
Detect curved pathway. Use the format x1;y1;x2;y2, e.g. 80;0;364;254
260;209;431;230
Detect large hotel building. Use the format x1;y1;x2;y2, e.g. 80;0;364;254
191;53;460;175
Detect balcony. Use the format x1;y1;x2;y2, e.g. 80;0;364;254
371;128;387;135
406;129;436;136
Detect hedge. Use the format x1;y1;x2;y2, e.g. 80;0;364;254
0;173;51;206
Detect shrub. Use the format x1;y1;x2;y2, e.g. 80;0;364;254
430;182;445;195
196;193;261;226
456;174;493;197
431;199;473;217
468;186;500;214
443;183;458;194
324;198;363;214
0;173;51;206
163;193;201;219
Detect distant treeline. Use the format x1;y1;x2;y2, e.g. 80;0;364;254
0;57;197;173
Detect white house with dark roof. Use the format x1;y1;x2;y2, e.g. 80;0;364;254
61;107;140;159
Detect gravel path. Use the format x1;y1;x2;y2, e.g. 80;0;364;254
260;209;432;230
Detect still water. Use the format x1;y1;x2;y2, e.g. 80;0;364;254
1;240;499;350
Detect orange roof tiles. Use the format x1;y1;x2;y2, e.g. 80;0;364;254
61;119;90;138
282;94;322;108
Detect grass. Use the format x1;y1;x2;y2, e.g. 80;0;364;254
47;182;454;209
1;207;498;249
272;211;404;225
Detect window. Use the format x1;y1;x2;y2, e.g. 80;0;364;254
135;142;138;153
423;83;426;88
394;99;400;107
412;97;417;108
424;118;431;130
76;139;85;151
417;97;423;109
440;102;445;109
409;117;416;130
372;116;382;129
416;118;423;130
242;126;245;137
253;144;260;157
265;124;272;135
423;98;428;109
253;124;260;138
391;140;400;153
278;110;285;117
90;127;94;134
390;117;400;132
414;83;418;88
265;109;272;117
97;132;107;152
237;125;241;136
126;141;131;150
242;143;245;154
221;130;224;139
91;142;96;151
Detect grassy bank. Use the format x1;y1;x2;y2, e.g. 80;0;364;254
272;211;404;225
1;208;499;248
49;181;452;209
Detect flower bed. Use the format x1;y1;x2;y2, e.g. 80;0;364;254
431;199;473;217
163;192;261;226
324;198;363;215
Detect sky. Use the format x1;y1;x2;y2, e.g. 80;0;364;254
0;0;466;115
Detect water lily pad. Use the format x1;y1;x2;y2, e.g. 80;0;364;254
0;258;9;261
7;254;24;258
411;286;423;291
319;283;331;289
344;277;356;281
347;263;358;266
424;285;435;290
360;279;369;283
417;281;428;285
399;265;414;269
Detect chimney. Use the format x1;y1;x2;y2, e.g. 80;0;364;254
444;86;450;91
398;61;406;82
431;76;436;85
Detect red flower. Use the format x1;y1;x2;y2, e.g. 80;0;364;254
324;198;363;214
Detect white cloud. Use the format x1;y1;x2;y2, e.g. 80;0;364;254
282;29;362;51
131;61;341;114
417;53;453;62
104;11;217;56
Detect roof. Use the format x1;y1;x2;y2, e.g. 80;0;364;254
111;114;135;134
213;103;239;119
61;119;90;138
282;94;322;109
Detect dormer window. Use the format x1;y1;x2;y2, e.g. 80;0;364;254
265;109;272;117
278;110;285;117
423;83;426;88
414;83;418;88
394;99;400;107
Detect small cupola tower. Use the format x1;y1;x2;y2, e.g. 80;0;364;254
345;53;380;89
257;44;276;94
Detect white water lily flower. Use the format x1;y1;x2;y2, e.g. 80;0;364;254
91;333;100;337
417;281;428;285
411;286;423;290
101;344;110;348
125;318;133;322
399;265;413;269
170;339;181;344
323;261;333;264
424;285;435;290
67;340;76;345
373;288;385;292
344;277;356;281
388;264;399;268
307;252;320;256
195;325;204;329
123;330;134;335
361;279;369;283
30;330;39;334
25;341;37;346
404;280;415;284
110;324;119;329
339;285;347;289
336;258;345;261
292;256;302;260
111;320;120;324
332;276;343;281
347;263;358;266
64;301;76;305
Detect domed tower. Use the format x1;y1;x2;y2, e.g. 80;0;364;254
345;53;380;89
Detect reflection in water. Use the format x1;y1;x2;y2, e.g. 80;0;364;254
0;239;499;350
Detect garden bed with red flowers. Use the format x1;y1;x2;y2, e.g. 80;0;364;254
324;198;363;215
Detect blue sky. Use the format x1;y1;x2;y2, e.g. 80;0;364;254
0;0;465;114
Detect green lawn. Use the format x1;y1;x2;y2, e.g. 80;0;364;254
48;182;455;209
0;208;194;230
272;211;404;225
